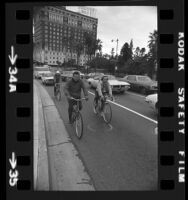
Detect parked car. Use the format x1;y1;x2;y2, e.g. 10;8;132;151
145;93;158;113
86;72;104;79
120;75;157;95
41;72;54;85
34;66;50;79
87;74;130;94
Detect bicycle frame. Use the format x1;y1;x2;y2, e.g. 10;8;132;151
70;97;86;114
98;94;111;112
69;97;86;139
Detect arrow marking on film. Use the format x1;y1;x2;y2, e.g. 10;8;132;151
8;46;18;65
9;152;17;169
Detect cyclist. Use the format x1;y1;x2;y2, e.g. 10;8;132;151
54;70;61;96
94;75;113;116
64;71;89;124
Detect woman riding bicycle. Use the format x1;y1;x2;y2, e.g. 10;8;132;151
94;75;113;116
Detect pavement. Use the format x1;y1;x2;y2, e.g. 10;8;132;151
34;80;95;191
34;83;49;190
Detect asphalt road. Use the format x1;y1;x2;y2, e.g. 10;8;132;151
40;80;158;191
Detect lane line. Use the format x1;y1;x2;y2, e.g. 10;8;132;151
126;91;146;98
88;91;157;124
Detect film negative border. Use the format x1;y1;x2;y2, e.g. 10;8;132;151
5;0;185;199
6;4;33;192
158;0;185;195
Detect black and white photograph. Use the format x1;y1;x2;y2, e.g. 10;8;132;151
33;5;158;191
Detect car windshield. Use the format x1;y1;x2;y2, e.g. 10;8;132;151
44;73;53;77
137;76;151;82
107;75;116;80
94;76;100;80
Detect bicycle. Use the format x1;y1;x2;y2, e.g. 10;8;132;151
69;97;87;139
93;93;114;124
54;83;61;101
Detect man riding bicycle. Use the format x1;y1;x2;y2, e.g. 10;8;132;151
54;70;61;96
64;71;89;124
94;75;113;116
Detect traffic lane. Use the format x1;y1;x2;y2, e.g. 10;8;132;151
87;86;157;122
44;83;157;190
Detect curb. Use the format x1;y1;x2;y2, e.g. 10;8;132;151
35;80;95;191
34;82;50;190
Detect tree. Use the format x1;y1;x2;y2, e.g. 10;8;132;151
140;48;146;57
134;47;140;57
120;42;133;62
88;56;114;74
84;32;102;62
95;39;103;55
147;30;157;78
84;32;94;61
68;32;75;61
75;42;84;65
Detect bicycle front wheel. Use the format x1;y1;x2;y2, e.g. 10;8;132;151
75;112;83;139
103;103;112;124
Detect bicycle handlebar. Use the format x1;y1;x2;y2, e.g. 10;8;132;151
69;97;87;101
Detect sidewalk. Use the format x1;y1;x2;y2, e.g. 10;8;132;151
34;80;95;191
34;83;49;190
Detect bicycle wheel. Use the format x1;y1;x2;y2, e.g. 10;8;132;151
54;87;57;97
103;103;112;124
93;99;98;114
75;112;83;139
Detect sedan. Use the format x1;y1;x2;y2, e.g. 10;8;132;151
41;72;54;85
86;72;104;79
145;93;158;113
88;75;130;94
120;75;157;95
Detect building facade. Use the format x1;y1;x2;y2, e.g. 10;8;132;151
33;6;98;66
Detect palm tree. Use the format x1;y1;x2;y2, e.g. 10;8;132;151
95;39;102;55
147;30;158;78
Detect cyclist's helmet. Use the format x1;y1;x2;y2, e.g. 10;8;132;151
56;70;60;74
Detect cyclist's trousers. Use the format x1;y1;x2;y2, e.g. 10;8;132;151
94;90;106;111
68;98;82;121
54;82;60;94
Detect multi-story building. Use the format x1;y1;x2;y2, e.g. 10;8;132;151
33;6;98;66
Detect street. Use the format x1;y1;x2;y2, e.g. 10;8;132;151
37;80;158;190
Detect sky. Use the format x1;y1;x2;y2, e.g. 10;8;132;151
67;6;157;55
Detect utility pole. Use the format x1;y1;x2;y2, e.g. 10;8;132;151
111;39;119;57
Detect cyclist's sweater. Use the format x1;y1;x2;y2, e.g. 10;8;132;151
96;81;112;96
64;78;88;98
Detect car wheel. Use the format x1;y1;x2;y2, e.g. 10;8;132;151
120;90;125;94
